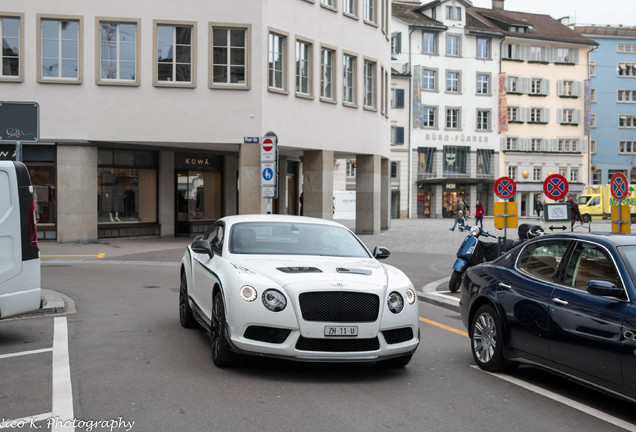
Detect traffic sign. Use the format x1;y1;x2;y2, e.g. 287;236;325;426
494;201;518;229
611;203;631;233
494;177;516;199
260;162;276;187
543;174;568;201
260;136;277;162
610;172;629;201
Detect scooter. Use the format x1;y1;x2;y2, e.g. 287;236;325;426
448;223;544;293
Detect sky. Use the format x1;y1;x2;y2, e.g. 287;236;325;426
470;0;634;27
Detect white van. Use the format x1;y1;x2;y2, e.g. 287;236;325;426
0;161;41;318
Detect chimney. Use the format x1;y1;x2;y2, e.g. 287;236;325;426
492;0;504;10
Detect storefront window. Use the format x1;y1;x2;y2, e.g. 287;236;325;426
176;171;222;223
417;187;431;218
418;147;435;174
98;149;157;224
443;146;468;175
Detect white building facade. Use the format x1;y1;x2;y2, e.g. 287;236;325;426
0;0;393;241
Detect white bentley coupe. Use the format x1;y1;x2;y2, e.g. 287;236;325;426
179;214;419;367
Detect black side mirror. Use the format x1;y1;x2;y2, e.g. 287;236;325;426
373;246;390;260
587;280;625;299
191;239;214;258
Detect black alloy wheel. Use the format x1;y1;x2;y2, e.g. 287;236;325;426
179;271;196;328
211;292;239;367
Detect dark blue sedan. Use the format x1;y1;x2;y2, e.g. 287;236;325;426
459;232;636;402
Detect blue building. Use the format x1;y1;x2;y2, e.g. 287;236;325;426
576;26;636;185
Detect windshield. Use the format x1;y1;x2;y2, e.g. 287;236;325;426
578;196;591;205
229;222;370;257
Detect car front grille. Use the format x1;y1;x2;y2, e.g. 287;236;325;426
295;336;380;352
244;326;291;344
298;291;379;322
382;328;414;344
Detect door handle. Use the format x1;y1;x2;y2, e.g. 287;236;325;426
498;282;511;289
552;297;569;306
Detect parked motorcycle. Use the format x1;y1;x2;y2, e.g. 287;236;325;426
448;223;544;293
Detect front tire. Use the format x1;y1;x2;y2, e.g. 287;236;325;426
179;271;196;328
211;292;240;367
449;270;463;293
470;304;511;372
581;214;591;223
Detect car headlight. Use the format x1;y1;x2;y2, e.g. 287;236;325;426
240;285;257;302
262;289;287;312
387;292;404;314
405;288;416;305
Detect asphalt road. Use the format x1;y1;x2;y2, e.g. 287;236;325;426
2;217;635;432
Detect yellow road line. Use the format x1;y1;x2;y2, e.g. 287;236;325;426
41;253;105;258
420;317;468;338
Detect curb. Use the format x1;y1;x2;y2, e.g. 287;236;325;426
417;277;460;313
6;289;77;320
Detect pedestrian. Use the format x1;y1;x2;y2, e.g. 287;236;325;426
474;200;484;229
449;197;465;231
535;195;544;218
567;193;583;231
463;199;470;224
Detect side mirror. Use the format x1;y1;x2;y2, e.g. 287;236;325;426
587;280;624;299
191;239;214;258
373;246;390;260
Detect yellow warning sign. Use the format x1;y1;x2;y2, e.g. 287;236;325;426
611;204;631;233
494;201;518;229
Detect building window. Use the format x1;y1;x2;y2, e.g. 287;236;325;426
530;78;544;95
558;138;579;152
559;108;576;124
422;68;436;91
506;75;519;92
476;110;490;131
422;32;436;54
554;47;575;63
320;47;335;100
363;0;376;23
505;137;518;150
476;38;489;59
391;161;398;178
590;114;596;127
618;43;636;53
530;108;542;122
39;17;82;81
343;0;357;16
155;22;195;86
446;107;460;130
391;32;401;55
529;46;543;61
570;168;579;182
443;146;467;174
508;106;519;122
620;141;636;154
618;90;636;102
446;35;460;56
589;61;596;76
343;53;356;104
419;106;436;128
619;115;636;128
391;126;405;145
558;80;578;97
590;140;596;154
590;88;596;102
476;149;493;175
446;71;460;93
530;138;544;151
592;168;601;184
363;59;376;108
268;31;287;91
533;167;542;181
346;160;356;177
211;25;248;88
321;0;335;7
618;63;636;77
1;15;22;81
98;21;138;84
445;6;461;20
295;39;312;96
508;166;517;179
391;88;404;108
418;147;435;174
476;73;489;95
503;43;520;60
558;167;567;177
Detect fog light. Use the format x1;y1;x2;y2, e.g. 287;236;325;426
405;289;416;305
388;292;404;314
262;289;287;312
240;285;257;302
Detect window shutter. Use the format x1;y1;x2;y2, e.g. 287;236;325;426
557;80;564;96
557;109;563;124
574;81;582;97
543;108;550;123
542;79;550;95
520;77;529;94
396;89;405;108
396;127;405;144
500;136;507;150
571;48;579;64
520;138;530;151
574;109;581;124
520;107;529;122
520;45;530;61
396;32;402;53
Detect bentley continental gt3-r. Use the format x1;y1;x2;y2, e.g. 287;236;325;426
179;214;419;367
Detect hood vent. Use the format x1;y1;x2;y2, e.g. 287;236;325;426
337;267;372;276
277;266;322;273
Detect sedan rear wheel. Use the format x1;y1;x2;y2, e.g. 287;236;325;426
470;304;511;372
211;292;239;367
179;271;196;328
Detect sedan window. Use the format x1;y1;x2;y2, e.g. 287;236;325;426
563;242;622;291
517;240;570;282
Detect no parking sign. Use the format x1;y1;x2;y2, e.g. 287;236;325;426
494;177;516;199
543;174;568;201
610;172;629;201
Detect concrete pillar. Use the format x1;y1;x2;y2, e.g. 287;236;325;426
56;145;97;242
355;154;381;234
303;150;334;219
381;157;390;230
224;154;238;216
159;151;175;237
238;142;263;214
434;184;443;218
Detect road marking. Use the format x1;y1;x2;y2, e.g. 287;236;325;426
52;317;74;431
41;253;105;258
480;367;636;432
0;347;52;360
419;317;468;337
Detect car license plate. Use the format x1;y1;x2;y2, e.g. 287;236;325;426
324;326;358;337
